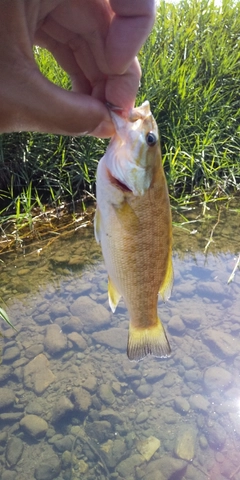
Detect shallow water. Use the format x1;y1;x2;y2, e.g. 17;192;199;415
0;204;239;480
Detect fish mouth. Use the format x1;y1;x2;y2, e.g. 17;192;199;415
107;168;132;193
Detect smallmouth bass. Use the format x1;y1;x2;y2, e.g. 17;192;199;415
94;101;173;361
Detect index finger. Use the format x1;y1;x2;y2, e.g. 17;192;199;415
106;0;156;73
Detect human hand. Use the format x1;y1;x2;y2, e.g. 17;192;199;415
0;0;155;137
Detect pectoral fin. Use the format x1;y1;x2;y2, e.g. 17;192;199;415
127;318;171;362
94;206;101;244
159;252;174;302
112;201;139;232
108;277;121;313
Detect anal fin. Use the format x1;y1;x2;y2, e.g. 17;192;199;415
127;318;171;362
108;277;121;313
159;252;174;302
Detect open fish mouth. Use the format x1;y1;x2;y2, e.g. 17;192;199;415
106;167;132;193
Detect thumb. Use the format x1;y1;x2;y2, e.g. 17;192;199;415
0;65;114;137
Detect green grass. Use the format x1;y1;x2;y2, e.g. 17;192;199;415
0;0;239;234
138;0;240;196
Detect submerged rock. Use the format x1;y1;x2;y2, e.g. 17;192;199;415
203;366;232;391
206;421;226;449
0;365;12;383
135;384;153;398
3;345;21;362
1;471;17;480
51;396;74;423
174;426;197;461
44;324;68;355
70;296;111;332
99;408;123;425
116;453;143;477
23;354;55;394
189;394;210;413
34;454;61;480
203;329;240;358
168;315;186;334
174;396;190;414
0;388;15;410
101;438;126;468
98;384;115;405
67;332;87;350
145;456;187;480
20;414;48;438
82;375;98;393
85;420;112;443
5;436;24;467
92;327;127;351
71;387;92;412
136;436;161;461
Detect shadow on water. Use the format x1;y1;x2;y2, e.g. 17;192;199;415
0;204;239;480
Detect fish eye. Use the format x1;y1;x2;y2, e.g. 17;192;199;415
146;131;157;147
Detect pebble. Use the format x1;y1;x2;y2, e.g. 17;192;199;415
23;354;55;395
99;408;123;424
136;436;161;461
33;313;51;325
101;438;126;469
5;436;24;466
82;375;98;392
181;355;195;370
136;411;149;424
67;331;87;350
0;388;15;410
71;387;92;412
203;329;240;358
50;302;69;318
182;312;202;328
98;384;115;405
185;369;202;383
24;344;44;359
70;296;111;332
0;412;24;423
53;435;74;452
203;366;232;391
174;396;190;414
174;426;197;461
1;471;17;480
92;327;128;351
199;434;208;449
3;346;21;362
189;394;210;413
145;367;166;383
0;365;12;383
85;420;112;443
206;421;226;449
116;453;143;477
34;454;61;480
136;384;153;398
163;372;179;387
44;324;68;355
168;315;186;334
144;456;187;480
51;396;74;423
20;414;48;438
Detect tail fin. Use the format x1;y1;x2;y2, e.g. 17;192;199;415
127;319;171;362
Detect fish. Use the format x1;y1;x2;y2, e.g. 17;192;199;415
94;100;173;361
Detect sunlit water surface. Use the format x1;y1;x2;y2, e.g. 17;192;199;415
0;205;239;480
